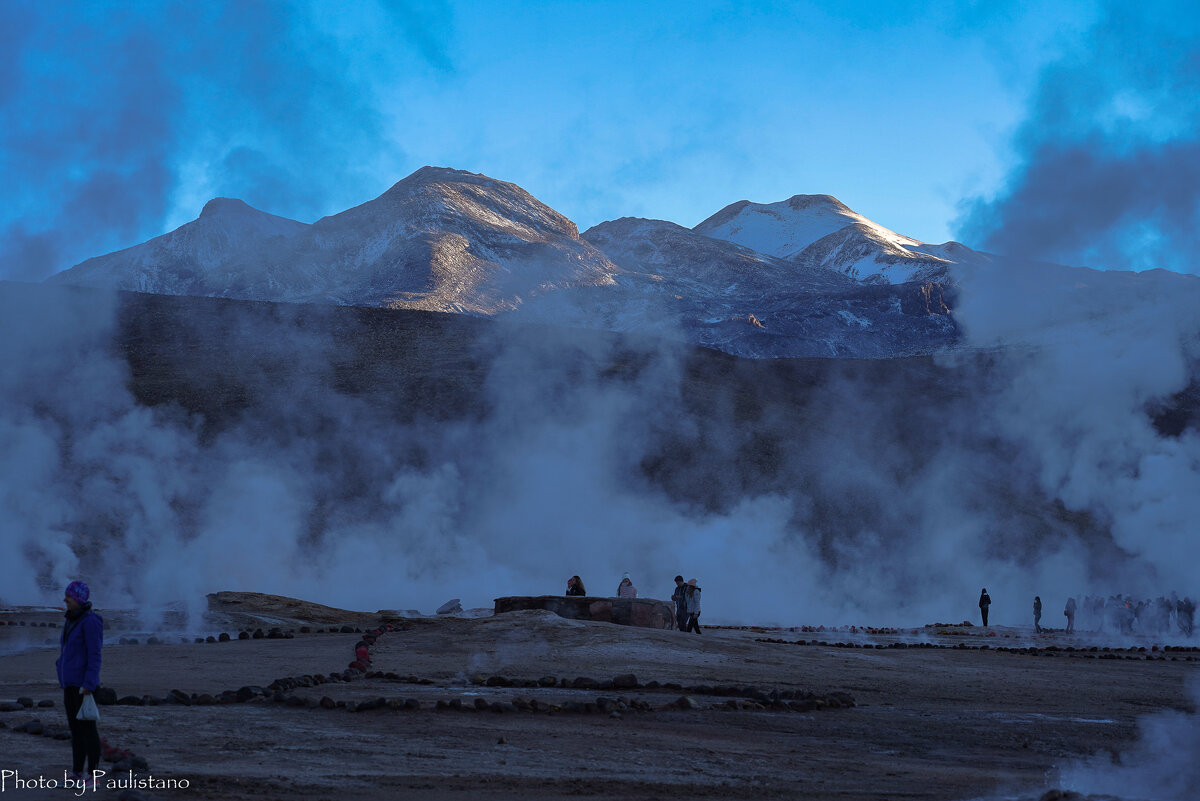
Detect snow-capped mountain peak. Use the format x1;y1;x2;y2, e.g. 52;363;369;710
693;193;918;261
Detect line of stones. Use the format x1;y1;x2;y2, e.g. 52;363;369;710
118;624;365;646
1;715;151;774
105;670;856;716
756;638;1200;661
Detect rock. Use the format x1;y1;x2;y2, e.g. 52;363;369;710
319;696;336;710
218;632;231;642
195;694;217;706
572;677;599;690
94;687;118;705
493;595;674;628
116;696;143;706
15;719;43;734
37;699;54;708
436;599;463;615
674;696;700;710
238;631;250;640
474;698;490;711
612;674;638;689
17;697;33;708
538;676;557;687
146;636;160;645
404;699;420;710
167;689;192;705
252;628;265;639
485;676;511;687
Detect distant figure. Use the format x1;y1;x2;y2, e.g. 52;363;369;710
617;573;637;598
684;579;702;634
1034;596;1043;633
978;588;991;627
57;580;103;789
566;575;587;596
1064;597;1076;633
671;575;688;631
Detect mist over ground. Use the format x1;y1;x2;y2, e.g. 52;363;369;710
2;270;1197;629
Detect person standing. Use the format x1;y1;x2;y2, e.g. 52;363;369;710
1064;596;1077;633
1034;596;1043;633
978;588;992;627
684;579;702;634
56;581;103;787
566;576;587;596
671;575;688;631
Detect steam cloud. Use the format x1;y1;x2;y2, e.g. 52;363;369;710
1055;677;1200;801
2;267;1197;631
957;2;1200;274
0;1;444;281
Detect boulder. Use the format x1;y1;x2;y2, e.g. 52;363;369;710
493;596;674;629
436;599;463;615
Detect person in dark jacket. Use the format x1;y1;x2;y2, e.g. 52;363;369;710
684;579;702;634
56;580;103;784
1034;596;1043;633
566;576;587;596
1064;596;1077;633
671;575;688;631
979;588;991;627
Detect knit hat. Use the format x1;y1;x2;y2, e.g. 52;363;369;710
65;580;90;604
687;578;698;587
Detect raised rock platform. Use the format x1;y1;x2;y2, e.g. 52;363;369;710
493;596;674;629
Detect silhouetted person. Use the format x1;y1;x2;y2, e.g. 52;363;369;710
1064;596;1076;633
979;588;991;627
1034;596;1043;633
684;579;702;634
57;581;102;789
671;575;688;631
566;575;587;596
617;572;637;598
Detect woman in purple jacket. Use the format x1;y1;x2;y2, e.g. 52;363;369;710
56;580;103;783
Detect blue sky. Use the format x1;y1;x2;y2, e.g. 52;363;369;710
2;0;1196;279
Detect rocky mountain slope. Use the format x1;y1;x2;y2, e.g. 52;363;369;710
52;167;621;314
50;167;970;358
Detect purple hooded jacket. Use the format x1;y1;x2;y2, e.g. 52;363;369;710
56;607;103;691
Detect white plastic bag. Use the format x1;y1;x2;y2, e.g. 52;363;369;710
76;691;100;722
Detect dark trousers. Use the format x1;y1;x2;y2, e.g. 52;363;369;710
685;614;701;634
63;687;101;773
675;607;688;631
981;607;989;627
1035;613;1042;632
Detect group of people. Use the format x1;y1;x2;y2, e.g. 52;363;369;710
977;587;1196;636
563;573;703;633
565;572;640;599
672;575;702;633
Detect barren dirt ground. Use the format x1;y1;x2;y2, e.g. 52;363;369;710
1;596;1196;801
